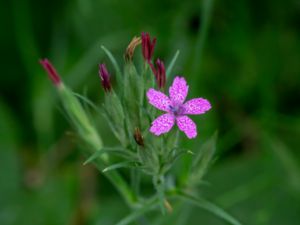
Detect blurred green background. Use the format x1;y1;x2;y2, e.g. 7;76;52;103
1;0;300;224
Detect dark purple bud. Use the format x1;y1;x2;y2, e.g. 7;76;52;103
98;64;112;92
155;59;166;89
149;59;166;89
141;32;156;62
148;61;157;78
39;58;61;86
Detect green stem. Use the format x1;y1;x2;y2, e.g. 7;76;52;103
131;168;141;197
94;160;138;207
116;196;159;225
172;190;242;225
58;84;137;208
174;129;180;148
153;174;167;214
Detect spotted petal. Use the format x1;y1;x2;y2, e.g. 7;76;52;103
176;116;197;139
147;88;171;112
169;76;189;104
150;113;175;136
183;98;211;115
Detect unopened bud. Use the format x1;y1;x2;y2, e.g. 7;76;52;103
141;32;156;62
125;36;142;62
39;58;62;86
155;59;166;89
98;64;112;92
133;127;144;147
149;58;166;89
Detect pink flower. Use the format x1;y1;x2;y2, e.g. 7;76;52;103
146;76;211;139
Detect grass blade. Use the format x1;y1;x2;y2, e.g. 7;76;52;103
116;197;159;225
265;133;300;190
102;161;137;173
192;0;214;74
166;50;180;78
188;131;217;186
101;45;122;85
72;92;100;112
175;192;242;225
83;147;137;165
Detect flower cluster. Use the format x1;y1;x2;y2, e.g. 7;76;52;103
141;32;211;139
39;32;219;220
40;33;211;140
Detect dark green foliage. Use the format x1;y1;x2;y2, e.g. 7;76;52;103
0;0;300;224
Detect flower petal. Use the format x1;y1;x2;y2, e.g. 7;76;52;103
183;98;211;115
176;116;197;139
150;114;175;136
147;88;171;112
169;76;189;104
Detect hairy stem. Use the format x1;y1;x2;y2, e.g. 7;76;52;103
58;84;137;208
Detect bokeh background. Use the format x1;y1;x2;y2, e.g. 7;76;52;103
1;0;300;224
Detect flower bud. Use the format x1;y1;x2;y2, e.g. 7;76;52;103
133;127;144;147
125;36;141;62
39;59;61;86
141;32;156;62
98;64;112;92
155;59;166;89
149;58;166;89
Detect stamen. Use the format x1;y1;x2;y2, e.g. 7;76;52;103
169;104;184;116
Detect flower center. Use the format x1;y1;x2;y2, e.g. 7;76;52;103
169;104;184;116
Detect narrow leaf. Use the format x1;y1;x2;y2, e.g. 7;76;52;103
72;92;100;112
84;150;102;165
116;197;159;225
101;45;122;85
162;148;194;173
102;161;137;173
83;147;137;165
189;131;217;183
166;50;180;78
170;149;194;164
192;0;214;74
265;134;300;190
175;192;242;225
